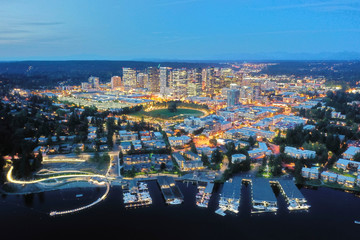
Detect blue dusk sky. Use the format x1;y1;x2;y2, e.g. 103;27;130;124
0;0;360;60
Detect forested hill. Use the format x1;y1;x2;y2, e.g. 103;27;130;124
259;61;360;87
0;60;223;88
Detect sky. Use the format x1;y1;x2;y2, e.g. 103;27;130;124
0;0;360;60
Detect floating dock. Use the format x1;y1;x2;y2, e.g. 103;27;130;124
275;179;310;211
196;182;214;208
123;180;152;208
157;176;184;204
251;178;278;213
217;177;242;214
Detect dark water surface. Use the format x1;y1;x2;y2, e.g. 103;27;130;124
1;181;359;240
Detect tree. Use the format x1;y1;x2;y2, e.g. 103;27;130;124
190;142;198;154
168;102;177;113
160;163;166;171
211;148;223;165
201;152;210;166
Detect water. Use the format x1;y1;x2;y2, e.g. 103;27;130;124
1;181;359;239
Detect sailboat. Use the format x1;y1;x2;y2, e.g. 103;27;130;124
355;220;360;224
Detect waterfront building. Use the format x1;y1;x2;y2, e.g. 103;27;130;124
172;152;203;172
337;175;355;188
301;167;319;179
284;146;316;159
335;159;351;171
231;154;247;163
321;171;338;182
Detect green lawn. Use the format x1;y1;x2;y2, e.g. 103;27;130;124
131;108;204;120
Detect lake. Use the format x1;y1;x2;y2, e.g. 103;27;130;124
1;181;359;240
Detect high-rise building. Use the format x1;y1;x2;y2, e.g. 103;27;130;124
227;89;240;107
136;72;148;88
160;67;172;96
88;76;100;89
111;76;122;90
122;68;137;90
146;67;160;93
171;68;188;98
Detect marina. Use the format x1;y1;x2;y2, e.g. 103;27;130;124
122;180;152;208
157;176;184;204
196;182;214;208
217;177;242;214
250;178;278;213
274;179;311;211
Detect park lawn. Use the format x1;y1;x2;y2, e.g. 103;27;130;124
130;108;204;119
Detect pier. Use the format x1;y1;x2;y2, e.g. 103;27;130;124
217;177;242;214
157;176;184;204
251;178;278;213
273;179;310;211
196;182;214;208
123;180;152;208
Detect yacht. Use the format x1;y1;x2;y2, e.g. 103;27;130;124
169;199;182;205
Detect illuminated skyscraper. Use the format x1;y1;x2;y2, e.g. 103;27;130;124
160;67;172;96
122;68;137;90
111;76;122;90
136;72;148;88
146;67;160;93
88;76;100;89
227;88;240;107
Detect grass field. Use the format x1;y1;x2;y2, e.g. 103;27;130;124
130;108;204;120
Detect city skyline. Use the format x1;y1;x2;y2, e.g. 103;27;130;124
1;0;360;60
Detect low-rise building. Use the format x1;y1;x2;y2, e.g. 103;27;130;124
301;167;319;179
284;146;316;159
168;136;191;147
231;154;247;163
337;175;355;188
172;152;203;172
342;146;360;160
248;142;269;159
123;154;150;165
321;171;338;182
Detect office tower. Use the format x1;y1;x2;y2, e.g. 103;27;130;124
205;67;215;96
122;68;137;91
146;67;160;93
227;89;240;107
136;72;148;88
111;76;122;90
88;76;100;89
160;67;172;96
171;68;188;98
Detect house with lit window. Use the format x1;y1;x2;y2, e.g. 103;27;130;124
337;175;355;188
301;167;319;179
232;154;247;163
284;146;316;159
321;171;338;182
168;136;191;147
342;146;360;160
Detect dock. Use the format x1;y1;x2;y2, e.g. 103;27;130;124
217;177;242;214
122;180;152;208
275;179;310;211
196;182;214;208
251;178;278;213
157;176;184;204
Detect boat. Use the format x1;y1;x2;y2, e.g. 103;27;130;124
169;199;182;205
253;205;266;211
355;221;360;224
76;194;83;198
215;208;226;216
